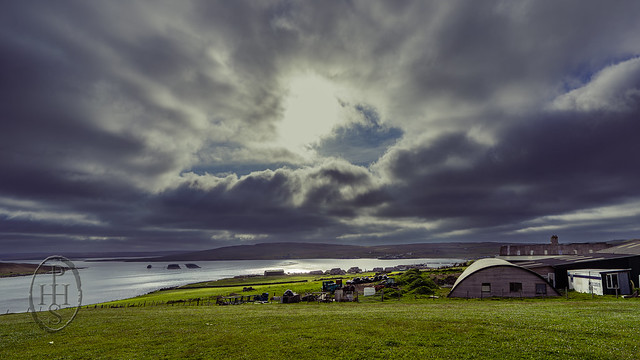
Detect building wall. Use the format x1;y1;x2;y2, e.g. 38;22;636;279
448;266;558;298
568;270;631;295
568;270;604;295
611;272;631;295
499;243;612;256
525;265;557;287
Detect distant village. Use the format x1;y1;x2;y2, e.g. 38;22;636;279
262;262;464;277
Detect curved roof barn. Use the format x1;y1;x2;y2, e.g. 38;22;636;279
449;258;560;298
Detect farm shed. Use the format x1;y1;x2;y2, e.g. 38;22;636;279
509;252;640;290
448;258;560;298
264;269;285;276
567;269;632;296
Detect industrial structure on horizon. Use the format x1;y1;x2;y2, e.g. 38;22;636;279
499;235;613;256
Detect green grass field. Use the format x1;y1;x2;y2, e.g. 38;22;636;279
2;272;639;359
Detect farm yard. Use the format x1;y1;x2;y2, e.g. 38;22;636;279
2;268;640;359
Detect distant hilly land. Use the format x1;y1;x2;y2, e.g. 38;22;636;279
0;262;57;278
0;251;182;261
132;242;503;262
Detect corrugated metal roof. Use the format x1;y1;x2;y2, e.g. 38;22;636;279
451;258;514;289
598;239;640;255
568;269;631;274
511;252;636;268
449;258;560;296
449;258;560;297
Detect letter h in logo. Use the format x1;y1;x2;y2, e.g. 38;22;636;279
39;265;70;307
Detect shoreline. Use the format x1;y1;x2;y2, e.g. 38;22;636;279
0;262;82;279
0;262;46;278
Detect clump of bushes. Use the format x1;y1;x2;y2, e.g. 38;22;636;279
396;268;439;295
382;287;403;299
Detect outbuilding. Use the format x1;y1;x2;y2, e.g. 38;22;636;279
567;269;632;296
448;258;560;298
264;269;285;276
509;252;640;291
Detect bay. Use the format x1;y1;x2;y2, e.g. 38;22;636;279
0;257;465;314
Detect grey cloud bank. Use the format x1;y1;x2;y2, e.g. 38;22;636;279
2;1;640;253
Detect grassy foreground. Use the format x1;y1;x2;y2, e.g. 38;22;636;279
2;271;640;359
2;298;640;359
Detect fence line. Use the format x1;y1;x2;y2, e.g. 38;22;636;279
81;296;225;310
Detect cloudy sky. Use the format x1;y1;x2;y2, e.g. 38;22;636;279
2;1;640;253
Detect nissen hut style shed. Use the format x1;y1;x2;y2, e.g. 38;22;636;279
448;258;560;298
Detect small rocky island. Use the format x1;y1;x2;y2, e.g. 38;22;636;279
166;263;200;269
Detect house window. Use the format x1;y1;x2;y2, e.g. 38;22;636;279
535;283;547;295
510;282;522;292
481;283;491;293
606;273;619;289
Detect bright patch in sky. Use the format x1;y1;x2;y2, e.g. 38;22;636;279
277;73;344;156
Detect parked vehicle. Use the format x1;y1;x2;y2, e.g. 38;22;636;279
322;280;342;293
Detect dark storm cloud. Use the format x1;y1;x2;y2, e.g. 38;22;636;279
0;4;184;187
383;1;640;124
0;1;296;188
2;1;640;252
148;159;375;233
375;98;640;239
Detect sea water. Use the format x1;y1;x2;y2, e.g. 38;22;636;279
0;257;465;314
